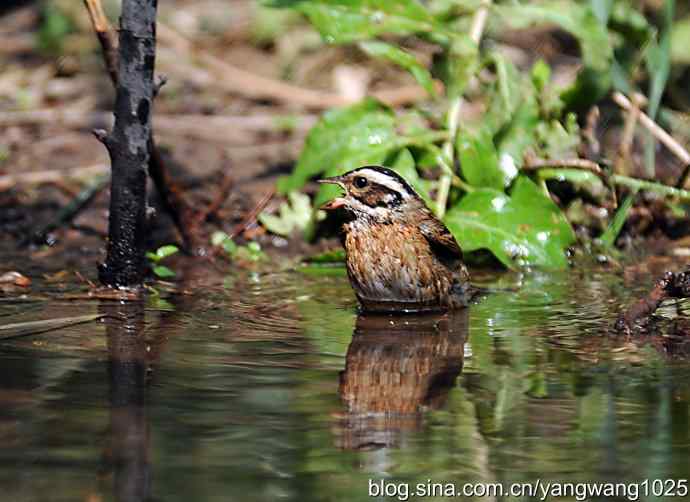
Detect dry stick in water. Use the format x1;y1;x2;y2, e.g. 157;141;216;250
95;0;157;287
84;0;208;254
616;271;690;334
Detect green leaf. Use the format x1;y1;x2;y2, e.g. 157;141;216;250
433;35;478;99
643;0;674;177
535;113;581;159
600;191;636;248
156;245;179;260
304;248;346;264
493;99;540;170
36;4;74;55
589;0;613;24
278;99;400;206
359;40;435;96
223;240;238;255
211;231;238;256
483;55;541;165
259;191;313;236
488;53;524;130
427;0;482;17
444;176;575;269
531;59;551;94
390;148;436;212
145;251;159;263
237;241;266;262
211;231;229;247
536;168;606;199
153;265;176;279
273;0;443;43
671;15;690;65
457;128;515;190
493;1;613;108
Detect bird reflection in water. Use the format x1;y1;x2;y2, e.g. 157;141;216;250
335;308;469;451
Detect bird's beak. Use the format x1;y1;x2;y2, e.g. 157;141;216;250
317;176;347;210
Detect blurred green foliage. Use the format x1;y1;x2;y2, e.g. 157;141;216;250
36;2;74;55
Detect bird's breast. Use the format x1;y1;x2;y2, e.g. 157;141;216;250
343;221;453;306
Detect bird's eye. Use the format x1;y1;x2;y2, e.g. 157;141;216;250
354;176;368;189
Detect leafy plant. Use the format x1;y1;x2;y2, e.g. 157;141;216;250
211;232;266;262
146;245;179;279
268;0;681;269
258;191;315;236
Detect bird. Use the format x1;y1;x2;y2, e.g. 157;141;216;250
318;165;473;313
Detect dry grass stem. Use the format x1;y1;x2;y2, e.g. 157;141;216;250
613;92;690;167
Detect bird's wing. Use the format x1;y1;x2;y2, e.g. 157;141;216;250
419;217;463;265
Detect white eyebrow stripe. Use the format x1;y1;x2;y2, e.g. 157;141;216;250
357;169;410;198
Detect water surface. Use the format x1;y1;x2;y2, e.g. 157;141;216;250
1;266;690;501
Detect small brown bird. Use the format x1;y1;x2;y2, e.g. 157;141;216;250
319;166;472;312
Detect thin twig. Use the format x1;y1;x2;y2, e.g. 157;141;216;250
523;157;690;201
582;106;601;159
0;314;105;340
195;172;235;224
615;92;645;176
469;0;492;44
84;0;119;85
523;157;606;178
612;174;690;201
228;189;275;240
613;92;690;184
23;174;110;246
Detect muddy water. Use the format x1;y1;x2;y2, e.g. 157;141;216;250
1;266;690;501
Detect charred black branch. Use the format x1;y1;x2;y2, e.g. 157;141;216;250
84;0;208;254
98;0;157;288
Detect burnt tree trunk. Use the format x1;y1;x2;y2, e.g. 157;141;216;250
98;0;157;287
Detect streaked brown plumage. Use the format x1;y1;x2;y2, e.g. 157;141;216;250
319;166;472;312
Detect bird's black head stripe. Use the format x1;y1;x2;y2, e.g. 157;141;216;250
352;165;416;197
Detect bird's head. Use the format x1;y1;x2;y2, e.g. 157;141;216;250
318;166;422;222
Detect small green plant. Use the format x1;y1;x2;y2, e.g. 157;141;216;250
258;191;315;236
36;3;74;56
211;232;267;262
146;245;179;279
267;0;681;269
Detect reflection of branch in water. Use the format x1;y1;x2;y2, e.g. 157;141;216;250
335;309;469;451
100;301;151;502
